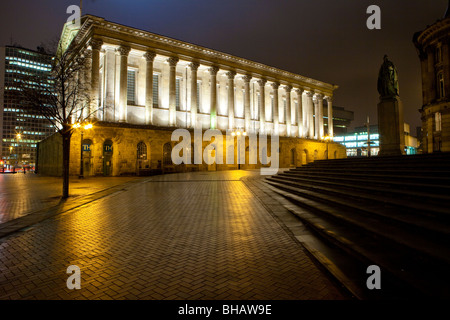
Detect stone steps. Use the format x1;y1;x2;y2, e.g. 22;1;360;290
277;172;450;195
269;174;450;212
282;170;450;186
266;153;450;298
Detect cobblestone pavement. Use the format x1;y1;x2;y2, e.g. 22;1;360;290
0;173;141;224
0;170;346;300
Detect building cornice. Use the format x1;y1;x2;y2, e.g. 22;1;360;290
64;15;337;96
414;17;450;49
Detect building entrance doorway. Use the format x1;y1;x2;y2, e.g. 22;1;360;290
103;140;113;176
82;139;93;176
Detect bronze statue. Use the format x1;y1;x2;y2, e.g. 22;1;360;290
377;55;399;98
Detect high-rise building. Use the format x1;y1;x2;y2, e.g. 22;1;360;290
0;46;55;168
323;103;354;135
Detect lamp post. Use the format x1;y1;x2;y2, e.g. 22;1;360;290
231;128;247;170
9;146;13;171
73;123;93;179
16;133;22;172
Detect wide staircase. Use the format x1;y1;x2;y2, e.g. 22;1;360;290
265;152;450;299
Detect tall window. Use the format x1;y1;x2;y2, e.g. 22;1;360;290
438;72;445;99
254;92;260;120
153;74;159;107
127;69;136;105
293;101;298;125
436;45;443;64
270;96;274;122
197;81;202;112
283;99;287;124
435;112;442;132
176;78;181;111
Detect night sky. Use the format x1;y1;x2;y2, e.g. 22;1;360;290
1;0;447;133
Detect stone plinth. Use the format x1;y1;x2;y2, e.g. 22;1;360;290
377;96;405;156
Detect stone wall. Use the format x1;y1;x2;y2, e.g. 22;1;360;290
37;122;346;177
37;132;63;176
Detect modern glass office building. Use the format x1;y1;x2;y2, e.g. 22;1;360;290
334;124;418;157
0;46;55;168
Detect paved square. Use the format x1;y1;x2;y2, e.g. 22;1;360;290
0;171;345;300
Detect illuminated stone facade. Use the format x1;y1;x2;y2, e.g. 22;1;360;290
414;7;450;153
37;15;346;176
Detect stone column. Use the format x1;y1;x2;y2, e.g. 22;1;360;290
306;91;314;138
209;66;219;129
271;82;280;135
313;95;320;139
90;39;103;120
285;85;292;137
143;51;156;125
168;56;179;126
243;75;252;133
104;48;116;122
117;45;131;123
296;88;304;137
326;97;333;137
189;62;200;129
316;93;324;139
258;79;267;134
226;71;236;129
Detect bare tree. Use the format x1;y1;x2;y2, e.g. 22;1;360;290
19;41;93;198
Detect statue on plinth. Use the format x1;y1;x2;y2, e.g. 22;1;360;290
376;55;405;156
377;55;399;99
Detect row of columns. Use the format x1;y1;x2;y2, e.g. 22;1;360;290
85;39;334;139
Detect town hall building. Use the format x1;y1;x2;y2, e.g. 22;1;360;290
38;15;345;176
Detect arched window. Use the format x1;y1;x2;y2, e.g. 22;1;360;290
290;148;296;165
137;142;147;160
314;150;318;161
163;143;172;165
302;149;308;165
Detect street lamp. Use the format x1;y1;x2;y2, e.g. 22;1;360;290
73;123;93;179
322;135;332;159
16;133;22;172
231;128;247;170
